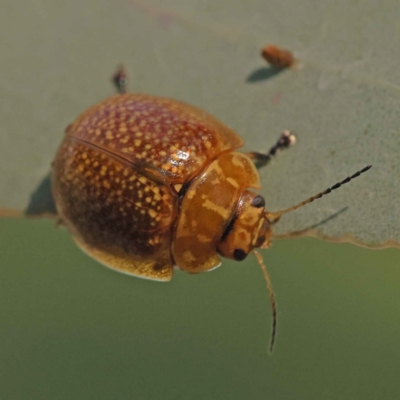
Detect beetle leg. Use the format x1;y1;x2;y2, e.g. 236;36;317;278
246;130;296;169
112;65;128;94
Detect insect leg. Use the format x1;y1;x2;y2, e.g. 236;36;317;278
246;130;296;169
112;65;128;94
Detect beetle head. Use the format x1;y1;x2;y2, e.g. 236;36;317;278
217;191;272;261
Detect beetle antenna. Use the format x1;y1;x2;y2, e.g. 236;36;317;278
253;250;277;353
266;165;372;223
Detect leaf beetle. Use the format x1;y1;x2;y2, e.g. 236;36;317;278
52;67;371;351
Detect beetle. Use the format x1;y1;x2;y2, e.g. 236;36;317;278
52;67;371;351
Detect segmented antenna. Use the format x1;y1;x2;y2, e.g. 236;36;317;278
267;165;372;223
253;250;277;353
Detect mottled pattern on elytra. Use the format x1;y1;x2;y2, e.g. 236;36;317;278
66;93;244;184
52;138;177;262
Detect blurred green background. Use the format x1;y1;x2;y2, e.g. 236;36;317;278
1;218;399;399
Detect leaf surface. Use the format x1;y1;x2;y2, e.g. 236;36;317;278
0;0;398;247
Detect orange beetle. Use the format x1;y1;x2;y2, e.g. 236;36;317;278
52;68;370;351
53;92;287;281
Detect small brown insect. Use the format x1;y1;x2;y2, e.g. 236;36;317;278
261;45;295;68
52;68;370;352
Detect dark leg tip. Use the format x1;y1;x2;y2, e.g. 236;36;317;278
112;65;128;94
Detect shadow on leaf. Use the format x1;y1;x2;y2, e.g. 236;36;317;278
25;172;57;218
273;207;349;240
246;66;285;83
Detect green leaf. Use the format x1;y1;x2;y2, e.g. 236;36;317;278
1;1;398;248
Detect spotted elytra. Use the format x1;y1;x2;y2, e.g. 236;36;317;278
52;67;371;352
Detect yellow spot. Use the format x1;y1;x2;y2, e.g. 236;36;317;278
159;151;167;157
145;144;152;150
231;156;246;168
134;139;142;147
211;160;225;176
78;164;84;172
136;131;143;137
187;188;196;199
205;141;212;149
119;137;129;144
226;177;239;188
197;234;210;243
162;163;171;171
95;129;101;136
82;153;87;159
148;209;157;218
139;176;147;184
106;130;114;139
119;126;128;133
145;197;151;203
201;199;230;219
182;250;196;263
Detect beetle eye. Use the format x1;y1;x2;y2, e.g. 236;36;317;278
233;248;247;261
251;195;265;208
